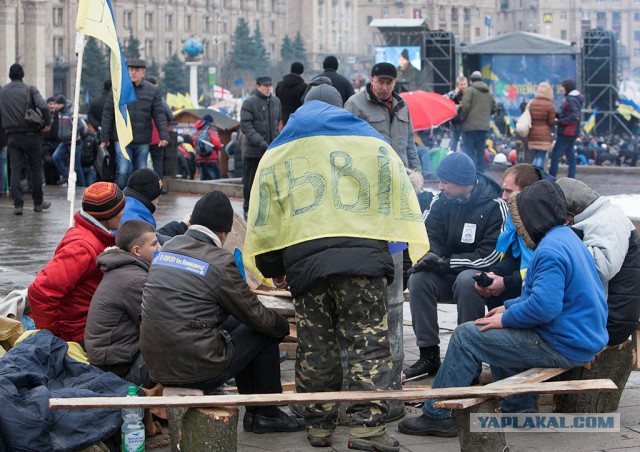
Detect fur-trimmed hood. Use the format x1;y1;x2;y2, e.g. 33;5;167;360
508;180;567;250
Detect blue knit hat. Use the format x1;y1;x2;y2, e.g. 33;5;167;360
436;152;477;185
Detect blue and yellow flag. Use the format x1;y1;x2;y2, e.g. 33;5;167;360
617;99;640;121
243;101;430;266
583;108;598;134
76;0;135;148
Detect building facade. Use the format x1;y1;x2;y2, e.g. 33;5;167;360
1;0;638;98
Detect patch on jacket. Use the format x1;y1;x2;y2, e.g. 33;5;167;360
152;252;209;276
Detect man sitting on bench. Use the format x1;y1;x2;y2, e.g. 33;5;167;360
139;191;305;434
398;180;609;437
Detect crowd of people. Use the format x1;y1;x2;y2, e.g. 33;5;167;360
3;54;640;452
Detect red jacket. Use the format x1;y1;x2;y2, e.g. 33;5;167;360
28;211;116;342
193;120;222;164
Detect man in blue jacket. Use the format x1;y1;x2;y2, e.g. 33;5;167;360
120;168;162;228
398;179;608;437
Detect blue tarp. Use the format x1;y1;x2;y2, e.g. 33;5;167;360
0;331;131;451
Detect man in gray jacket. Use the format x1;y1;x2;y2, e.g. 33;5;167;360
344;63;420;171
460;70;497;172
0;63;52;215
240;76;282;219
100;59;170;189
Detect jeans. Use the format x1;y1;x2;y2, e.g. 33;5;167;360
115;142;150;189
422;322;585;419
52;142;87;186
199;162;219;180
8;133;45;207
462;130;488;172
549;136;576;178
531;150;547;169
149;145;164;178
0;146;7;193
416;146;433;178
83;166;97;186
450;129;462;152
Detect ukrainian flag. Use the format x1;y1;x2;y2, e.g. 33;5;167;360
76;0;135;148
506;115;516;135
243;101;430;265
583;108;598;134
617;99;640;121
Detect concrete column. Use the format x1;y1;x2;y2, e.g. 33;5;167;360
0;0;18;84
21;0;47;91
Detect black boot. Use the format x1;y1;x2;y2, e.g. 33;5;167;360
403;346;441;382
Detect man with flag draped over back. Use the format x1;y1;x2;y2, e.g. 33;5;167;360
245;86;429;452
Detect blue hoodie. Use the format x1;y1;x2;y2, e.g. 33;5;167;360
121;196;156;228
502;225;608;363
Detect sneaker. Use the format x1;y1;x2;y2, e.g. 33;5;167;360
13;206;23;216
348;433;400;452
403;347;440;382
34;201;51;212
397;414;458;437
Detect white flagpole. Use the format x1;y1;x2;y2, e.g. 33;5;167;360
68;32;86;227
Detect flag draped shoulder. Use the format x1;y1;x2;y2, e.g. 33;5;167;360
243;100;430;264
76;0;135;148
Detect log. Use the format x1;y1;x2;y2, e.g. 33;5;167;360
180;408;238;452
434;367;568;410
553;341;634;413
453;399;506;452
49;379;617;410
165;387;206;452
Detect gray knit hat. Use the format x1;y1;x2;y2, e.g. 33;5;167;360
304;85;343;107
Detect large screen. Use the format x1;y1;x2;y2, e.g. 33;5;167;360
375;46;421;70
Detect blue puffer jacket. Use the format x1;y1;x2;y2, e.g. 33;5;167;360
121;195;156;228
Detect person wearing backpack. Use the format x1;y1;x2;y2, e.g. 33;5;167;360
193;114;222;180
51;95;87;187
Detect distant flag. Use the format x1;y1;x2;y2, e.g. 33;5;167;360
166;92;178;109
583;108;598;134
489;120;502;138
213;85;233;100
617;99;640;121
84;89;90;106
76;0;136;149
234;77;244;86
481;64;499;81
506;115;516;135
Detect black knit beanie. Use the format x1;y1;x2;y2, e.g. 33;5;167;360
125;168;162;202
191;191;234;233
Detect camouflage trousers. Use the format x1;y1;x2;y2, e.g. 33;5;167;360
295;274;392;433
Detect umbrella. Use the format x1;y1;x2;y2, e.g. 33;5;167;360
399;90;457;130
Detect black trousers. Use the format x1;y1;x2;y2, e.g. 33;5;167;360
8;133;44;207
183;317;283;414
243;157;261;215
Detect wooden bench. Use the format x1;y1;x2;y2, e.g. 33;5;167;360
50;379;616;452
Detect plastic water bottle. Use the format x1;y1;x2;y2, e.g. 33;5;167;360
121;386;145;452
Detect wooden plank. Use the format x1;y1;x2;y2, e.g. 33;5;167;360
433;367;569;410
50;379;616;410
226;381;296;394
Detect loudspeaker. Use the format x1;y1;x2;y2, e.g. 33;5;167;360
582;29;617;111
424;31;456;94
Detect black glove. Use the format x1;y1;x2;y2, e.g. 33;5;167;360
410;253;450;274
473;272;493;288
260;141;269;152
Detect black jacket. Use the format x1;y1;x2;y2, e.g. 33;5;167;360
240;91;281;159
426;172;507;274
101;79;169;144
276;74;307;125
140;228;288;385
317;68;355;104
0;81;51;133
606;230;640;345
256;237;395;298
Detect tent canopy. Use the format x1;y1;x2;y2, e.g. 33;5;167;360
462;31;577;55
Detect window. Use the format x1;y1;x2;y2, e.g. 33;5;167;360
560;11;567;20
53;7;63;27
452;7;458;24
635;12;640;21
635;31;640;41
204;16;211;32
166;40;173;56
413;8;422;19
145;39;153;59
397;5;404;16
145;12;153;31
596;12;606;28
367;15;373;24
123;11;132;30
53;37;63;58
475;27;481;38
634;48;640;57
185;15;191;30
464;7;471;25
561;30;567;40
382;6;389;18
166;14;173;30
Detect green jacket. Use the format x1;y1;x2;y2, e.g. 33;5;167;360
460;81;497;132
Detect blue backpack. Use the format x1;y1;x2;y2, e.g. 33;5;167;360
195;129;215;157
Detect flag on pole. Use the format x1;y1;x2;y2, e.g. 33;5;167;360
76;0;136;148
617;99;640;121
505;115;516;135
583;108;598;134
213;85;233;100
